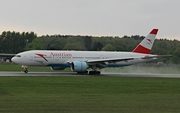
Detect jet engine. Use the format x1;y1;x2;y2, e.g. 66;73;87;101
50;66;66;70
71;61;89;72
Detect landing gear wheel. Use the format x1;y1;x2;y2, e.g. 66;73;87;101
24;68;28;73
22;65;28;73
89;71;101;75
77;71;88;75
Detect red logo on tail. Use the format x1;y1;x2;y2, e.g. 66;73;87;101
147;39;152;43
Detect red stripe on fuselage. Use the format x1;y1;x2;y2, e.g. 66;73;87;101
133;45;150;54
36;53;48;61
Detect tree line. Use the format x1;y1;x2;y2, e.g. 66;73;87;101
0;31;180;63
0;31;37;54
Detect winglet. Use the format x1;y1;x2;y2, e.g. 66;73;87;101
133;29;158;54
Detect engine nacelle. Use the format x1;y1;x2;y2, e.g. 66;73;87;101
50;66;66;70
71;61;89;72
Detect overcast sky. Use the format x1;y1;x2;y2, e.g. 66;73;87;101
0;0;180;40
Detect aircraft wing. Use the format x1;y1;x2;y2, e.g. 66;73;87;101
87;57;134;63
67;54;170;64
86;54;169;64
141;55;172;59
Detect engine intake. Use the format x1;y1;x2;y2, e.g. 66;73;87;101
71;61;88;72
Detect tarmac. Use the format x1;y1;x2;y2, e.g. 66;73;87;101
0;71;180;78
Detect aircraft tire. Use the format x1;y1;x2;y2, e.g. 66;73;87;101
89;71;101;75
24;70;28;73
77;71;88;75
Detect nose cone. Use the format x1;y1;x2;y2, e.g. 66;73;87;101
11;57;18;64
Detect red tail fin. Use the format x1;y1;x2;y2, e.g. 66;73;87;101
133;29;158;54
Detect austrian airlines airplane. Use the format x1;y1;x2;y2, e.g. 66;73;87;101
12;29;159;75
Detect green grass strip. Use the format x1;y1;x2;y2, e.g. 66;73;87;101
0;76;180;113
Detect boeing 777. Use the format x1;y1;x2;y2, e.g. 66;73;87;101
11;29;160;75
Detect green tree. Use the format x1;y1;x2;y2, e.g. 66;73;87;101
25;38;44;50
92;42;103;51
84;36;92;50
63;42;83;50
0;31;36;53
46;38;66;50
102;44;116;51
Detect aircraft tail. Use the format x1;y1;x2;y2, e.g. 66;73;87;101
133;29;158;54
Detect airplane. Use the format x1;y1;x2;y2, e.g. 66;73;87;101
11;29;161;75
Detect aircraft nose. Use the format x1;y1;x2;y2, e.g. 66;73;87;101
11;57;18;64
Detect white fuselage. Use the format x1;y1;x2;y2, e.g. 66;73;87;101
11;50;157;68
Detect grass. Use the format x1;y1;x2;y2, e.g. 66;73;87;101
0;76;180;113
0;63;71;72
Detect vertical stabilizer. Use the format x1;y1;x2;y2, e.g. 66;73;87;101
133;29;158;54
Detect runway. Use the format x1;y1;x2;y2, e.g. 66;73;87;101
0;71;180;78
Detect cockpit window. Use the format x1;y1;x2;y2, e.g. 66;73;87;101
15;55;21;57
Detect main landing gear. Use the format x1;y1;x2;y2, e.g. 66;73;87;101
88;65;101;75
77;71;101;75
77;71;88;75
89;71;101;75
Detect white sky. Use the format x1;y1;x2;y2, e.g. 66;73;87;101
0;0;180;40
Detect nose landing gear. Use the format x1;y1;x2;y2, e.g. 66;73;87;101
22;65;28;73
24;68;28;73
